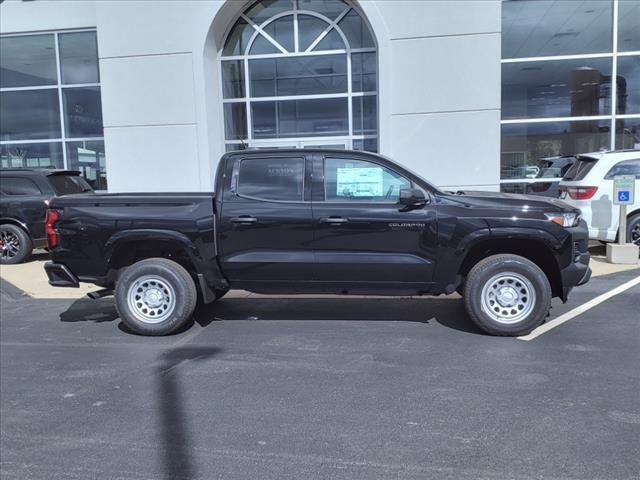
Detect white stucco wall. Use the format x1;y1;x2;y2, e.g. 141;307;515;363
1;0;501;192
366;0;501;191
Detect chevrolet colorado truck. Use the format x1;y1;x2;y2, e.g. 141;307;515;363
44;149;591;336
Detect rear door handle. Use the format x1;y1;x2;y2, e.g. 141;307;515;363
230;216;258;224
319;217;349;225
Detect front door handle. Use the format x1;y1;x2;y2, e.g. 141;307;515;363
230;216;258;225
319;216;349;225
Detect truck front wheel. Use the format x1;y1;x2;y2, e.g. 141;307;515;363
463;254;551;336
115;258;197;336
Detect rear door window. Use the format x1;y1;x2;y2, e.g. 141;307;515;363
562;156;598;181
237;157;304;201
0;177;42;195
604;159;640;179
46;174;93;195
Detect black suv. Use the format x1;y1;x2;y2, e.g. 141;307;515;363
0;169;93;264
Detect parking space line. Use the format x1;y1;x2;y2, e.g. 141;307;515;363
518;275;640;341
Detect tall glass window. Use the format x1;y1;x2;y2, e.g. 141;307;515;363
220;0;378;152
0;30;107;190
501;0;640;193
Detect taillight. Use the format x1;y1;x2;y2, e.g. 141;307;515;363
45;209;61;249
559;186;598;200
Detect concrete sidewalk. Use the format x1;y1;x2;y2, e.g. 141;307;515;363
1;246;637;300
0;252;94;299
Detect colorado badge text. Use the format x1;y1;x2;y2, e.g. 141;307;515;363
388;223;426;230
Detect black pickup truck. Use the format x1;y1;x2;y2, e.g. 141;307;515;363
45;149;591;336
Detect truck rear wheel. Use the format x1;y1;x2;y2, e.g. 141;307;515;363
115;258;197;336
463;254;551;336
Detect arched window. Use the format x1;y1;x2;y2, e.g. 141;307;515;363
220;0;377;152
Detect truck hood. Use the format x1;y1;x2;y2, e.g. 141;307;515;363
441;190;579;214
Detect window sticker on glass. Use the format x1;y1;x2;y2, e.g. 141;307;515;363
336;166;383;197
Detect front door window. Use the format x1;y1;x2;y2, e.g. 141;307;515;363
324;158;410;203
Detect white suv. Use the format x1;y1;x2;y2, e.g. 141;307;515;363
558;150;640;246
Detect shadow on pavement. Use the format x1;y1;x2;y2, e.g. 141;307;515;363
58;297;196;335
194;296;485;335
59;297;119;323
155;346;222;480
58;294;484;335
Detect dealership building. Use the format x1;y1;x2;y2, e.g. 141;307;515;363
0;0;638;193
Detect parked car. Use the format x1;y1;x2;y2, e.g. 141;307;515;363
44;149;591;337
525;156;576;197
0;169;93;264
558;150;640;246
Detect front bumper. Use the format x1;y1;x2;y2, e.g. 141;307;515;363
559;223;591;300
44;262;79;288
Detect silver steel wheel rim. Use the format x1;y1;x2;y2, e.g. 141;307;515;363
631;222;640;246
0;231;20;260
127;275;176;324
480;271;536;325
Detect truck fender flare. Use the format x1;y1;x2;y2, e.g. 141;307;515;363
484;227;563;251
104;229;201;266
457;227;563;262
452;227;564;297
454;227;492;255
104;229;229;298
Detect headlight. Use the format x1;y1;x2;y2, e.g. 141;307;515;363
545;212;581;227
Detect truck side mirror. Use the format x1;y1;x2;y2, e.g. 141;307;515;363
399;188;428;210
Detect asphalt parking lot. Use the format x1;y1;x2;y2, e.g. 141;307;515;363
1;268;639;480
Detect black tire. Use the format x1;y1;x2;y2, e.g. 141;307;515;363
463;254;551;336
114;258;197;336
628;213;640;251
0;224;33;265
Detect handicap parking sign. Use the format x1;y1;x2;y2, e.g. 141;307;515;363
613;175;635;205
617;191;630;202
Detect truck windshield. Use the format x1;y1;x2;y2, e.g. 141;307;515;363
47;174;93;195
562;156;597;181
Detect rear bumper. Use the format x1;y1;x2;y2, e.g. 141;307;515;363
44;262;79;288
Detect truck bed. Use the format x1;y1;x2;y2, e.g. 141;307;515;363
48;192;219;287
